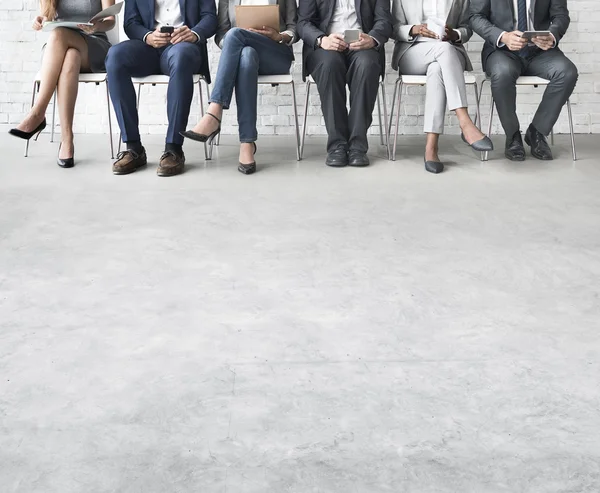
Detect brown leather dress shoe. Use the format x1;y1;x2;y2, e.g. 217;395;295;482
112;149;147;175
157;150;185;177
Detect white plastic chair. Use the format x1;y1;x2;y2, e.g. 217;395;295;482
480;76;576;161
25;25;118;158
300;75;390;160
387;73;481;161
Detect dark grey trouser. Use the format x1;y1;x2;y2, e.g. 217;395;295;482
486;48;578;138
306;48;381;153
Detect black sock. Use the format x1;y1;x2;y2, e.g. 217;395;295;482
165;143;183;156
126;141;143;154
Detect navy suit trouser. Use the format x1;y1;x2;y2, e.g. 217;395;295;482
106;40;203;146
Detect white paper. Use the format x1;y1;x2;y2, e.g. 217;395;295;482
426;17;446;40
41;2;123;31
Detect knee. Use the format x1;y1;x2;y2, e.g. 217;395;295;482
557;60;578;87
489;62;519;86
62;48;81;75
47;27;69;46
313;53;345;77
166;45;198;73
239;47;258;70
223;27;245;46
105;43;127;73
352;54;380;81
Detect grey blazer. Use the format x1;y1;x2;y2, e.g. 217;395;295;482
470;0;570;70
215;0;298;48
391;0;473;71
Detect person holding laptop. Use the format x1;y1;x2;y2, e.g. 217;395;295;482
297;0;392;168
106;0;217;177
470;0;578;161
181;0;297;175
8;0;116;168
391;0;493;174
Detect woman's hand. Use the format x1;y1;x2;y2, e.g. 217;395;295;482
78;19;102;34
410;24;439;39
32;16;47;31
248;26;283;43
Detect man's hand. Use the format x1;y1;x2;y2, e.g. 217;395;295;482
443;26;459;42
146;28;171;48
171;26;197;44
349;32;376;51
32;15;47;31
320;33;348;52
410;24;439;39
531;34;554;51
248;26;283;42
500;31;528;51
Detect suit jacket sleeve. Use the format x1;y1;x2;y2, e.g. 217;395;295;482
548;0;570;44
297;0;326;48
455;0;472;43
191;0;218;42
284;0;298;42
124;0;152;41
391;0;413;42
469;0;504;46
215;0;230;47
368;0;393;46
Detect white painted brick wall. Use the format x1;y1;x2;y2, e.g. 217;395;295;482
0;0;598;137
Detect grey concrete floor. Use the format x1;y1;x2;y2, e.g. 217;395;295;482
1;132;599;492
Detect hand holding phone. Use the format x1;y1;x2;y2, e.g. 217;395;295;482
160;25;174;34
344;29;361;44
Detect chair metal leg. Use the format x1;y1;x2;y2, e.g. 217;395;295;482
300;81;311;160
567;98;577;161
474;82;482;130
106;82;114;159
392;80;403;161
291;81;301;161
50;91;57;143
380;81;390;160
550;128;554;146
484;94;495;162
388;78;399;140
376;88;384;146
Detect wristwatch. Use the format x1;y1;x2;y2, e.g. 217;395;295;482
316;35;324;48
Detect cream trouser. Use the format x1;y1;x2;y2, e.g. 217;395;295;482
398;41;468;134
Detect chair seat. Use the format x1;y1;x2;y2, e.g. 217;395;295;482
131;74;205;84
35;71;107;83
257;74;293;84
399;73;478;85
516;76;550;85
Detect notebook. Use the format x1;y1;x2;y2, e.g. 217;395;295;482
42;2;123;31
234;5;280;32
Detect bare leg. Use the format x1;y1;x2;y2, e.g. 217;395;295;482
425;133;440;162
56;48;81;159
190;102;223;135
455;107;486;144
239;142;255;165
17;28;89;133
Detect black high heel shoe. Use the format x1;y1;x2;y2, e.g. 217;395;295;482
9;118;47;141
180;113;221;145
238;143;257;175
57;143;75;168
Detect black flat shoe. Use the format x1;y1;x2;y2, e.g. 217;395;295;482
348;150;370;167
180;113;221;145
505;131;526;161
461;132;494;152
238;142;257;175
57;143;74;168
424;157;444;174
9;118;47;141
325;147;348;167
525;124;553;161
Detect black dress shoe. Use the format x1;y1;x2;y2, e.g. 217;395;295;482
238;142;257;175
57;143;74;168
325;147;348;167
505;131;526;161
9;118;46;141
348;151;370;167
424;157;444;174
525;124;553;161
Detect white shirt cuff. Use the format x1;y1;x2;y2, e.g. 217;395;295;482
453;29;461;41
549;32;557;47
143;31;152;43
280;30;294;46
497;31;506;47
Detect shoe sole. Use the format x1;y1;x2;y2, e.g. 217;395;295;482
505;153;526;162
325;162;348;168
157;167;184;177
113;163;147;175
524;135;553;161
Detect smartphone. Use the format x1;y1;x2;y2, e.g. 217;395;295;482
344;29;361;44
160;25;174;34
520;30;551;40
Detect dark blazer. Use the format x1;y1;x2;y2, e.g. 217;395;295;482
470;0;570;70
124;0;218;80
216;0;298;48
297;0;393;79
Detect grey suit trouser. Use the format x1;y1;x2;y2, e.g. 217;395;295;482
307;48;381;153
486;48;578;138
398;41;468;134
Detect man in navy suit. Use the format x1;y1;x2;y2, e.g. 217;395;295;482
107;0;217;176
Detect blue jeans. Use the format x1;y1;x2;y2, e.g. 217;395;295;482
106;40;203;146
209;28;294;143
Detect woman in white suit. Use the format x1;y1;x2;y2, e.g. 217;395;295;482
391;0;493;173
